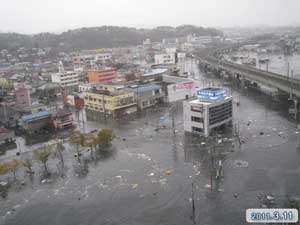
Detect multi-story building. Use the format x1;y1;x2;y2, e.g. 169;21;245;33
125;84;163;110
51;71;79;90
15;83;31;107
84;84;137;118
87;67;116;83
183;88;233;137
73;52;112;69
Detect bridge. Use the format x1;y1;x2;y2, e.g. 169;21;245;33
196;51;300;99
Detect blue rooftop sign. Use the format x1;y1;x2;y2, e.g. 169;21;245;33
197;88;226;101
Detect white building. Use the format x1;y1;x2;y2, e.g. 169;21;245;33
187;35;212;45
154;53;176;65
51;71;79;88
162;75;195;102
183;88;233;137
95;52;112;62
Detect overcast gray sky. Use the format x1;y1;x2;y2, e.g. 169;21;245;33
1;0;299;34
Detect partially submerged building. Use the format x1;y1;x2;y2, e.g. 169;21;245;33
21;111;53;135
125;84;163;110
84;84;137;119
183;88;233;137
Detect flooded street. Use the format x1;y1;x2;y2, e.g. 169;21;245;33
1;59;300;225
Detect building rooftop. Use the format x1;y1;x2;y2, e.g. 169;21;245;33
143;68;168;77
55;108;72;117
125;84;161;93
89;88;130;97
162;74;193;84
22;111;50;122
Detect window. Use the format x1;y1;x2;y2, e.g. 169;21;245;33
192;127;203;133
191;116;203;123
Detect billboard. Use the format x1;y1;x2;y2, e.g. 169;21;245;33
174;81;193;91
197;89;225;100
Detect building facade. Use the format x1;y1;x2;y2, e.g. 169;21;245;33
183;88;233;137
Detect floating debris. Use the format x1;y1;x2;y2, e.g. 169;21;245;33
148;172;155;177
205;184;211;189
132;184;138;189
165;170;172;176
13;205;21;210
0;181;8;186
234;160;249;168
159;178;168;188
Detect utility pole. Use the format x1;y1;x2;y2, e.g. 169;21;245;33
287;62;290;79
191;182;196;224
2;102;8;127
102;95;107;124
81;109;85;133
171;104;176;136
